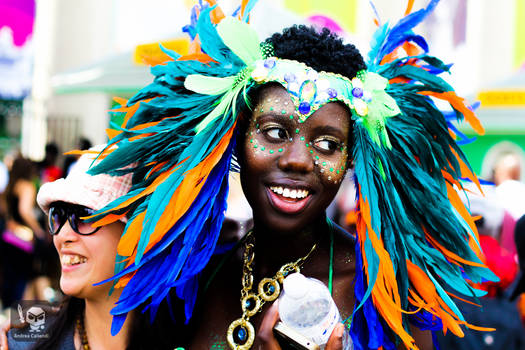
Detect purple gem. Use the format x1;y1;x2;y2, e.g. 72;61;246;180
284;72;296;83
327;88;337;99
298;101;311;115
352;87;363;98
263;59;276;69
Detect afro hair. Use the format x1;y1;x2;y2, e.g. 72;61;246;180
266;25;366;80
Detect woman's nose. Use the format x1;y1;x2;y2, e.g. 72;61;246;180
277;138;314;173
53;221;78;245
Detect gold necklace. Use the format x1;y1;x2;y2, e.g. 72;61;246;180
226;230;317;350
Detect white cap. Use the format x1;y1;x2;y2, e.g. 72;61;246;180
36;144;132;222
282;273;309;299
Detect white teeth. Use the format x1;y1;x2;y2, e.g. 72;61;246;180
270;186;309;199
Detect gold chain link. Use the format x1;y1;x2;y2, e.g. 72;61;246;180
228;231;319;349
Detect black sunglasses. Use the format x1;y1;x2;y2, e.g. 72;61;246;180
48;202;100;235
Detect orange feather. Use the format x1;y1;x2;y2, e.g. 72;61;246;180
357;192;417;349
117;211;146;257
144;124;236;251
418;91;484;135
424;230;486;268
405;0;415;15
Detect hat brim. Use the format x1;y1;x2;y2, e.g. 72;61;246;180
37;179;107;214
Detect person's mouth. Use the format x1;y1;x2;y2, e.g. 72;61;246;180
60;253;88;272
266;185;312;214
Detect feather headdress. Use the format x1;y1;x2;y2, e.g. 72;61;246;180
85;0;497;348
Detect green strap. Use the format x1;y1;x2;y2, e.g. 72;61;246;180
327;217;335;295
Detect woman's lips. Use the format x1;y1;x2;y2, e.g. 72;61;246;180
60;254;88;272
266;186;312;214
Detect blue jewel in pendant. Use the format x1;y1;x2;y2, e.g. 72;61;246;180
237;327;247;342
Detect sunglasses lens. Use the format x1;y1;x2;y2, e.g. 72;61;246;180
70;207;98;235
48;206;64;235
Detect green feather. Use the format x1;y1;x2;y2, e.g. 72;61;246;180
184;75;237;95
216;17;262;65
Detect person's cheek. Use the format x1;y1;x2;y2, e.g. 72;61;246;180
313;148;348;185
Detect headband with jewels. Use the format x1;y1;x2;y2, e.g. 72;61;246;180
84;1;497;349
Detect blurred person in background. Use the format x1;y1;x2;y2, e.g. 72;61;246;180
0;157;47;308
36;143;63;185
62;137;92;176
510;215;525;325
435;189;525;350
493;153;525;220
488;152;525;258
4;146;178;350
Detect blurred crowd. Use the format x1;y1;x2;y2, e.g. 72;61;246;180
0;138;91;318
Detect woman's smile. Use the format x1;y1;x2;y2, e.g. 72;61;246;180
266;182;313;214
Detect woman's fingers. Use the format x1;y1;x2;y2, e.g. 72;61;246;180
257;301;282;350
325;323;344;350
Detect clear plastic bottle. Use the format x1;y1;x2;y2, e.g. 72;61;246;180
278;273;352;350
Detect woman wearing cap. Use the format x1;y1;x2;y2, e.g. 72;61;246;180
5;147;178;350
64;2;497;350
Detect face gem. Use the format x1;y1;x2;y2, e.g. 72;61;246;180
298;101;311;115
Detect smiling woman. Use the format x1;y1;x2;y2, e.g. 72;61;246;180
5;147;180;350
79;1;497;350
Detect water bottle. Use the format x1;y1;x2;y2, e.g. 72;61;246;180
278;273;352;349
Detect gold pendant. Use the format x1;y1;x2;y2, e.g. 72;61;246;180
241;293;261;317
258;278;280;301
227;318;255;350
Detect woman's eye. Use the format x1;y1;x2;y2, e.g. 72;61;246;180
264;127;288;141
314;139;339;152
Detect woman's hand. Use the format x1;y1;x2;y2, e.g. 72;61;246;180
257;301;344;350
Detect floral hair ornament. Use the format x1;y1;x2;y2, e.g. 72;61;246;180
185;17;400;148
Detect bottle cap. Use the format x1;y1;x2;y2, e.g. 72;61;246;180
282;273;309;299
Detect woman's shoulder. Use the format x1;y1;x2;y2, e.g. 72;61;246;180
330;220;356;246
13;179;35;194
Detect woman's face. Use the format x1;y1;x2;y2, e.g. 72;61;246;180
240;84;351;233
53;214;124;299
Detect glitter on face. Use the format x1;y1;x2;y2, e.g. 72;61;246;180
247;86;350;187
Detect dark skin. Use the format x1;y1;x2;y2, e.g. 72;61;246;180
188;85;432;349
